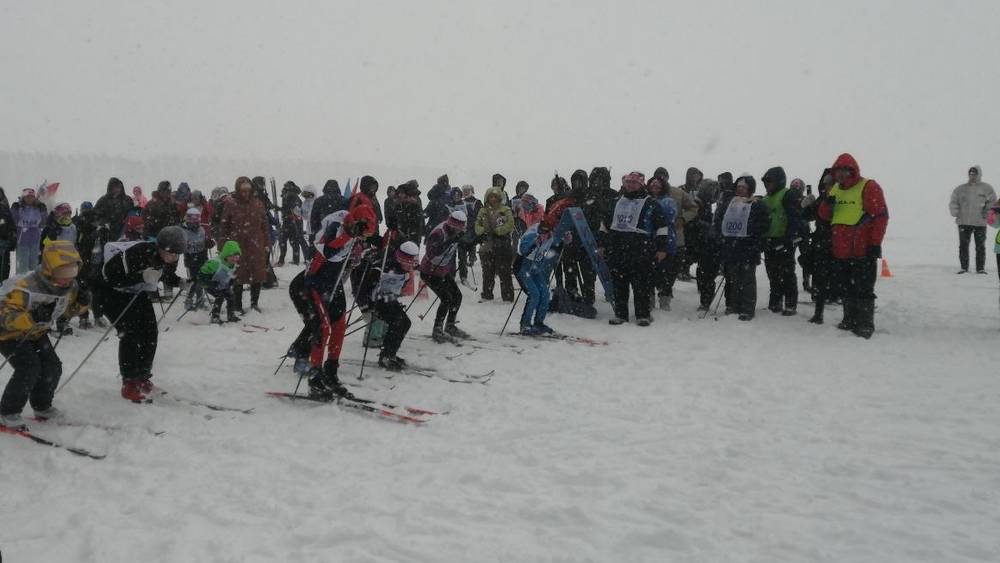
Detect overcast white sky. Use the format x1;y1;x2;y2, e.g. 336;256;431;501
2;0;998;229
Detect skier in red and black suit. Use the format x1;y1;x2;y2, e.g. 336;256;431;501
302;205;377;399
599;171;672;327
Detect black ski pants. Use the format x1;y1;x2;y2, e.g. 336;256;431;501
101;289;157;381
958;225;986;271
375;300;411;357
0;335;61;415
479;246;514;301
279;219;308;264
723;260;758;317
423;273;462;328
764;240;799;310
609;253;654;321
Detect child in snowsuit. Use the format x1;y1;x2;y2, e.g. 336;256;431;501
40;202;81;335
182;208;214;311
0;241;87;429
357;241;419;370
197;240;241;324
515;223;568;335
420;210;470;343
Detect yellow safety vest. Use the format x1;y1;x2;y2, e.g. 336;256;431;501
829;178;867;225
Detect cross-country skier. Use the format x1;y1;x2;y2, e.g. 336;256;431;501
356;240;420;370
99;225;186;402
420;210;470;342
514;222;570;335
0;241;87;429
197;240;242;324
302;205;377;399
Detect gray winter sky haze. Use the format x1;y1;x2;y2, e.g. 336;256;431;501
2;0;998;235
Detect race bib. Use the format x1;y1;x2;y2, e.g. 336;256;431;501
611;198;646;233
722;200;751;238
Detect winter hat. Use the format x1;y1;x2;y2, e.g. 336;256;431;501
461;184;474;196
156;225;187;254
437;174;450;187
654;167;670;183
80;201;94;211
54;202;72;216
520;193;539;210
40;240;81;280
970;165;982;177
622;171;646;186
515;181;529;196
492;173;507;188
789;178;805;191
125;215;144;235
107;177;125;193
399;180;421;197
446;210;467;229
302;184;317;197
322;179;340;195
761;167;787;189
360;175;379;196
175;182;192;203
395;240;420;268
21;188;36;198
156;180;172;194
185;207;202;220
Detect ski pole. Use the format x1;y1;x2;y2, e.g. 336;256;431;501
272;353;289;376
0;315;70;374
499;289;524;336
56;291;142;395
357;314;374;381
417;295;439;321
403;282;428;313
158;286;185;327
699;274;726;320
711;277;727;320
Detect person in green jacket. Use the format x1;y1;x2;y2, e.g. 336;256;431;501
197;240;242;324
474;186;515;302
761;166;804;315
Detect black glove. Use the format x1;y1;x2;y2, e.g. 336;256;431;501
34;302;57;324
367;233;384;248
867;245;882;259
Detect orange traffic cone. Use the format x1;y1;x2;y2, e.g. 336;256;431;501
880;258;893;278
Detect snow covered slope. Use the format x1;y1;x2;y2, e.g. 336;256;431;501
2;232;998;562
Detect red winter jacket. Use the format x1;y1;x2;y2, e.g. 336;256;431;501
818;153;888;259
541;197;577;232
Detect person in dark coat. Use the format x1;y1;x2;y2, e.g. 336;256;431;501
277;181;308;266
141;181;181;298
309;179;347;235
221;177;271;312
0;188;16;282
93;177;134;240
760;166;805;315
803;169;837;324
457;185;482;285
423;175;452;241
600;171;671;326
389;180;424;245
718;175;771;320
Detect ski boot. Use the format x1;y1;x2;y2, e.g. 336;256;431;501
307;361;353;401
121;379;150;403
608;317;627;325
0;412;27;431
33;405;63;421
533;322;554;335
636;317;652;327
432;325;459;344
226;309;241;323
444;322;470;339
378;354;406;372
519;323;541;336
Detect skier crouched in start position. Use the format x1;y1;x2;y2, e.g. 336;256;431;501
302;206;377;399
100;225;186;402
356;241;420;370
0;241;88;430
419;210;470;343
514;222;570;335
197;240;242;324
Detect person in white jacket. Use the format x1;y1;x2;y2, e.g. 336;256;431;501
950;165;996;274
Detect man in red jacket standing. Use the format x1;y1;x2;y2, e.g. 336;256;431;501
818;153;888;339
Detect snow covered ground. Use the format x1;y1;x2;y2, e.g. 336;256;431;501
2;229;999;562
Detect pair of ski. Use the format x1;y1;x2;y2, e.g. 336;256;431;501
506;331;608;347
339;358;494;385
266;391;437;425
1;422;108;460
